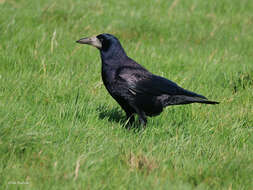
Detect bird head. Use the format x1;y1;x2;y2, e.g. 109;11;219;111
77;33;127;61
77;33;126;53
76;33;118;50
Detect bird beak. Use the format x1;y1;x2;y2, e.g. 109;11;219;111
76;36;102;49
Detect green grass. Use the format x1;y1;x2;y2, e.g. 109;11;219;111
0;0;253;189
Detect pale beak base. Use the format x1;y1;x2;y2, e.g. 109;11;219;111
76;36;102;49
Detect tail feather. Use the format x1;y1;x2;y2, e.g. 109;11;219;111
181;89;208;100
161;95;219;106
192;98;219;104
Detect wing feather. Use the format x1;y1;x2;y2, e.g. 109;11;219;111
118;68;207;99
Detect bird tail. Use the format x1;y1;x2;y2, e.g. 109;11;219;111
161;95;219;106
188;97;219;104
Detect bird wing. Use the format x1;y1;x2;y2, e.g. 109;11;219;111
118;68;207;99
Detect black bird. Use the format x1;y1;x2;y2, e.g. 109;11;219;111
76;34;219;126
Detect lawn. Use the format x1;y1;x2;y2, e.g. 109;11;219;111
0;0;252;189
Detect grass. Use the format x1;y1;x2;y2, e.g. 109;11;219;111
0;0;253;189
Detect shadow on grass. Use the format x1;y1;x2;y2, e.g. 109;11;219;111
97;105;125;123
97;105;145;132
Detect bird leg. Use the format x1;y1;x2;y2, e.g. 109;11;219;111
129;104;147;127
137;111;147;127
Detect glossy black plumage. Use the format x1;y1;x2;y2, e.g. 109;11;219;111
77;33;219;126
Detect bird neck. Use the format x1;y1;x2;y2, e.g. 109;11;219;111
99;44;128;65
